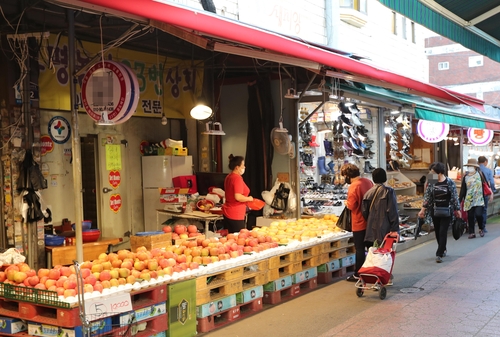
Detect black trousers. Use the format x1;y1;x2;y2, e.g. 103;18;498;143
223;216;246;234
431;216;450;257
352;230;373;276
467;206;484;234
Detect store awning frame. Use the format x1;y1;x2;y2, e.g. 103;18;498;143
378;0;500;64
74;0;485;112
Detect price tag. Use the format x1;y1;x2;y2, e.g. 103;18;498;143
84;292;133;320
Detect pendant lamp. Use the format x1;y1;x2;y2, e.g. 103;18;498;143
190;103;213;120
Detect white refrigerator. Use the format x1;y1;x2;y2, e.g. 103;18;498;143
142;155;193;232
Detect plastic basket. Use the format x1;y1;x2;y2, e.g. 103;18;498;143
4;283;70;308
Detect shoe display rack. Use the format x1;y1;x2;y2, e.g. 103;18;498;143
386;113;414;169
299;102;378;216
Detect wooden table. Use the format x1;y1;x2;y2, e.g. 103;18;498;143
45;237;122;267
156;209;224;234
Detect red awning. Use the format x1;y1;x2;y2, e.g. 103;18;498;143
77;0;485;111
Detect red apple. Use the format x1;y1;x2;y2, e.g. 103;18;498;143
174;224;186;235
187;225;198;233
162;225;172;233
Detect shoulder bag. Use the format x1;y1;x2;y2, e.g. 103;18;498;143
478;171;493;196
433;178;451;217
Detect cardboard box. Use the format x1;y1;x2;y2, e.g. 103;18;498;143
28;318;111;337
341;254;356;267
114;302;167;325
317;259;341;272
130;233;172;251
196;294;237;318
292;267;318;284
160;194;188;204
263;275;292;292
0;316;27;334
159;187;191;195
236;285;263;304
167;279;197;337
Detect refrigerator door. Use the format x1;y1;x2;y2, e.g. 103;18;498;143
143;188;163;232
171;156;193;178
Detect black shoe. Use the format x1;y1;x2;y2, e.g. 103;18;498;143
346;275;359;282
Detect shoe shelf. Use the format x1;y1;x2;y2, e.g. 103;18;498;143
386;171;416;195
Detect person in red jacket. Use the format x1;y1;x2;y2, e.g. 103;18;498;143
222;154;253;233
341;163;374;282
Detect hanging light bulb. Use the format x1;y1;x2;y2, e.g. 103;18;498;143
190;104;213;120
161;113;168;125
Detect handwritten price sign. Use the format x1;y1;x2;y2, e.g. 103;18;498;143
84;292;133;320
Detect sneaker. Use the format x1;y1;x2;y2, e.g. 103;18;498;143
443;251;447;257
346;275;359;282
468;233;476;239
387;275;394;286
479;230;484;237
483;228;488;233
436;256;442;263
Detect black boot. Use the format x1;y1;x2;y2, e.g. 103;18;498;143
364;161;375;173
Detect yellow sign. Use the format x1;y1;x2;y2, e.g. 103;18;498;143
105;145;122;171
38;35;204;119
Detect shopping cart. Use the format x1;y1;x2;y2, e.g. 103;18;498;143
74;261;135;336
354;234;398;300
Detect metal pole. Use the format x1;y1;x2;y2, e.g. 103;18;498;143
68;9;84;262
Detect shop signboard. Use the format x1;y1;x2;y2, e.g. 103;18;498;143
417;120;449;143
38;35;203;119
467;127;493;146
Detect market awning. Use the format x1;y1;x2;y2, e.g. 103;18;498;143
74;0;485;112
378;0;500;64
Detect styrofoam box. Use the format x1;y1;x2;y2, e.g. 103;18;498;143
196;294;237;318
292;267;318;284
317;259;341;272
114;302;167;326
341;254;356;267
28;318;111;337
263;275;293;292
236;285;263;304
0;316;27;334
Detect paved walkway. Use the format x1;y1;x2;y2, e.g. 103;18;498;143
204;220;500;337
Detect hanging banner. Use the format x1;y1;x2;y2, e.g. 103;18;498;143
38;35;204;119
110;194;122;213
467;128;494;146
417;120;449;143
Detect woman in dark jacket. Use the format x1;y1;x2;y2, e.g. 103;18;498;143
418;162;460;263
362;168;400;246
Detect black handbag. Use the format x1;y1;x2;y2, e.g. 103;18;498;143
433;205;451;217
337;207;352;232
452;217;466;240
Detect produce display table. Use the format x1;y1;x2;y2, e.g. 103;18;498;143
45;237;122;267
156;209;223;233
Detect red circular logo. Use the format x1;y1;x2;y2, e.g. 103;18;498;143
41;135;54;156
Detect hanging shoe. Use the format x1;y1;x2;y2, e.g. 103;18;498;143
309;135;319;147
353;148;364;158
364;161;375;173
350;113;363;126
340;114;352;127
323;139;334;156
343;140;353;151
349;138;360;150
317;156;330;175
327;160;335;173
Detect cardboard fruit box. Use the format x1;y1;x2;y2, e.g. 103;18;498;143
130;232;172;251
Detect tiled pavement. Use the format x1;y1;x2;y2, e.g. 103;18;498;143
204;222;500;337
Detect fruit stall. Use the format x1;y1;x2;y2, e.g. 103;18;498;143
0;215;354;336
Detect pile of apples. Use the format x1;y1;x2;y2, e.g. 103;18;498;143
252;215;341;243
162;223;203;241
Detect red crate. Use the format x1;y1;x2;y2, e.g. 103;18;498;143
263;277;318;305
130;284;167;310
110;312;168;336
197;306;240;333
317;267;348;284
